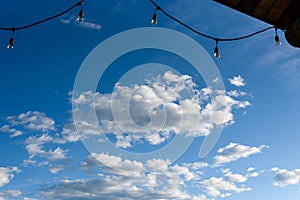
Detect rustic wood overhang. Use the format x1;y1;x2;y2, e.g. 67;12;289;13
213;0;300;48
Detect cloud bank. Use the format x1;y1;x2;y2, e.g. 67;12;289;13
73;71;250;148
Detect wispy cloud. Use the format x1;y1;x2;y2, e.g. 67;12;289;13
252;42;300;90
60;15;102;30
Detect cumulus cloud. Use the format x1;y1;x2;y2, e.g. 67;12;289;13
55;125;81;144
1;111;80;144
0;166;21;187
39;151;263;200
0;111;80;173
222;168;262;184
0;190;22;200
42;153;203;200
223;170;248;183
201;177;251;198
41;177;189;200
23;134;70;173
73;71;250;148
271;167;300;187
8;111;55;132
48;147;67;161
214;143;268;165
228;75;246;87
0;111;55;137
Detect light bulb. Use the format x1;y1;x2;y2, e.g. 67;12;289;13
275;35;281;46
151;13;157;24
77;10;84;21
214;47;220;58
7;38;14;49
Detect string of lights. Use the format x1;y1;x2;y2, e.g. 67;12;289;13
0;0;282;55
0;0;85;49
149;0;281;58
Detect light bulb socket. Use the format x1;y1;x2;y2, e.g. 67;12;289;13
214;47;220;58
213;39;220;58
275;35;281;46
151;13;157;24
274;27;282;46
77;10;84;21
7;38;14;49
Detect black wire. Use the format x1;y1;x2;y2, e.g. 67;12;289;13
150;0;275;42
0;0;85;31
0;0;275;44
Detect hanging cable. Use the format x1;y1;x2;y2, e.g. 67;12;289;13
0;0;85;32
149;0;276;43
0;0;283;52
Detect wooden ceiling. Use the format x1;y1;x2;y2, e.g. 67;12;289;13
213;0;300;30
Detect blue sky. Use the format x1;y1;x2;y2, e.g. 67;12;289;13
1;0;300;199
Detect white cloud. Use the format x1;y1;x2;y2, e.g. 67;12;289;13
23;198;38;200
171;164;198;181
1;111;55;138
0;125;23;137
48;147;67;161
228;75;246;87
227;90;247;97
70;152;261;199
224;170;248;183
183;162;209;170
146;159;171;171
73;71;250;148
25;134;52;156
8;111;55;132
80;154;102;170
1;111;81;174
201;177;251;198
1;111;80;144
42;153;209;200
60;15;102;30
49;165;65;174
77;21;102;30
0;166;21;187
247;167;255;172
271;167;300;187
23;134;69;173
214;143;268;165
0;190;22;200
48;123;81;144
213;77;220;84
247;171;260;178
90;153;145;176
